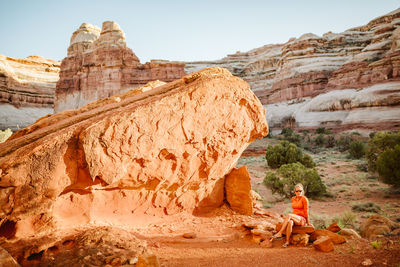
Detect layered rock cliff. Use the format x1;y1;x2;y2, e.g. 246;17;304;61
185;8;400;132
0;55;60;130
0;67;268;240
55;21;186;112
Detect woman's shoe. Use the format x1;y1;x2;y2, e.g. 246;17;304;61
282;242;289;248
272;233;282;239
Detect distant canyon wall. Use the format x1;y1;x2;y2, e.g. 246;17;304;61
185;8;400;133
2;9;400;132
0;55;59;131
55;21;186;113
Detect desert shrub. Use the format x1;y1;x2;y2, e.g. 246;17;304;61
314;134;326;147
349;141;366;159
336;134;353;152
300;154;316;168
351;202;382;213
280;128;301;146
265;141;315;169
370;240;382;249
281;128;294;137
369;132;376;139
367;131;400;172
263;162;326;198
316;127;329;134
0;128;12;143
311;211;356;229
357;162;368;172
333;210;357;228
326;135;336;148
310;213;331;229
351;131;361;136
376;145;400;187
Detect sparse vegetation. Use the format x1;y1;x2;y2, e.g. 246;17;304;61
336;134;353;152
349;141;366;159
376;145;400;188
0;128;12;143
316;127;330;135
366;131;400;172
310;210;357;229
371;240;382;249
265;141;315;169
263;162;326;198
351;202;382;213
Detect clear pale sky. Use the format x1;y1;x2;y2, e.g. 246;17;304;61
0;0;399;62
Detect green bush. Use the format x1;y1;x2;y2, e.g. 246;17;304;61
281;128;294;137
314;134;326;147
351;202;382;213
263;162;326;198
367;131;400;173
349;141;366;159
280;128;301;146
316;127;329;134
300;154;316;168
376;145;400;187
326;135;336;148
265;141;315;169
336;134;352;152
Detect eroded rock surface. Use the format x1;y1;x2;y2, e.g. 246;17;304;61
225;166;253;215
185;8;400;132
0;67;268;240
55;21;186;112
0;55;60;130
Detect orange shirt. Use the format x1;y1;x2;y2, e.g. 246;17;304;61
291;195;309;222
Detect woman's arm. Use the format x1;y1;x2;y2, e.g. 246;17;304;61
303;197;310;224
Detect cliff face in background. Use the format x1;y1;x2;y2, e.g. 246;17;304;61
2;9;400;132
55;21;186;113
185;8;400;133
0;55;60;130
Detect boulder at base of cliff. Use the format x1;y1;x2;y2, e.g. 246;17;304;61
225;166;253;215
0;67;268;239
313;236;334;252
360;214;400;239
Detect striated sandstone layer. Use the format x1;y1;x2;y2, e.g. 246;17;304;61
185;8;400;132
55;21;186;112
0;55;60;130
0;67;268;240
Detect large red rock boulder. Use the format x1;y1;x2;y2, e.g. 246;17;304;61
313;236;334;252
55;21;186;113
224;166;253;215
326;222;341;233
360;214;400;238
310;229;346;244
0;67;268;239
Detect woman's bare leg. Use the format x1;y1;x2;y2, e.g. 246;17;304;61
285;220;293;245
274;214;291;237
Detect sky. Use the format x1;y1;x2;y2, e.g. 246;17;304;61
0;0;399;63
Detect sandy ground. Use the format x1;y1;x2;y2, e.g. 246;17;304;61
143;137;400;267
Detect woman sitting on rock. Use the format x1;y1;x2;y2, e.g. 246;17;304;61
272;183;310;247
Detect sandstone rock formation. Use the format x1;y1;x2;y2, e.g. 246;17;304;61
0;67;268;241
185;8;400;133
310;229;346;244
0;55;60;130
224;166;253;215
360;214;400;238
313;236;334;252
55;21;186;112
